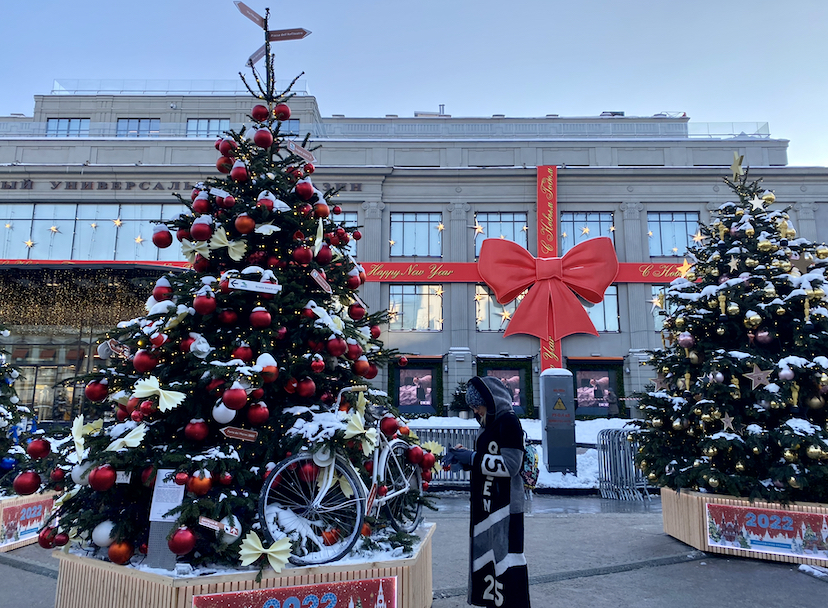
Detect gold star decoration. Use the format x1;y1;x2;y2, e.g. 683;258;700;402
562;231;568;239
609;225;616;232
387;310;398;321
474;292;485;302
90;222;98;229
499;234;506;239
521;225;529;232
112;218;123;227
436;318;444;325
432;287;444;297
581;226;590;235
499;309;512;323
436;223;444;232
475;316;484;324
677;258;693;278
647;230;654;237
721;413;735;432
730;151;745;181
49;226;59;233
470;224;484;235
672;247;679;254
4;223;11;229
134;236;144;244
728;256;740;272
389;239;396;247
24;239;34;248
749;196;765;212
649;293;665;312
790;253;813;275
692;230;707;244
743;364;772;390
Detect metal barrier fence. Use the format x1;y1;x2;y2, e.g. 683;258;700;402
597;429;651;500
412;425;479;485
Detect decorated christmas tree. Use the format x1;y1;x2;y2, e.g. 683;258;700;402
637;164;828;503
15;10;434;569
0;324;28;486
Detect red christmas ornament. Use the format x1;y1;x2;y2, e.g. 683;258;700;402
88;465;117;492
150;332;168;347
293;245;313;265
193;294;217;315
152;228;173;248
321;391;335;405
174;472;189;485
251;104;270;121
304;163;315;175
184;420;210;441
234;214;256;234
261;365;279;383
27;438;51;459
222;388;248;410
180;336;196;353
84;380;109;403
50;468;65;482
218;138;238;156
421;452;436;470
247;402;270;425
346;275;362;290
216;156;233;173
310;358;326;373
191;187;201;201
398;356;409;367
422;481;430;491
250;387;265;400
407;446;424;465
192;196;212;214
193;254;210;272
130;410;144;422
141;466;156;487
273;103;291;121
377;485;388;497
302;306;317;319
189;222;213;241
230;160;248;182
307;339;324;353
313;202;330;218
296;377;317;398
53;533;69;547
249;308;272;329
13;471;41;495
115;407;129;422
363;363;379;379
168;528;197;555
346;342;363;361
315;244;332;265
332;205;342;215
348;303;366;321
232;345;254;362
284;377;298;394
218;309;238;325
177;227;191;242
219;194;236;208
108;541;134;565
298;203;313;216
295;182;314;201
370;325;381;339
326;337;348;357
353;358;371;376
132;350;159;373
353;230;362;241
218;472;233;485
380;417;399;437
298;462;319;483
139;400;155;416
253;128;274;148
38;527;57;549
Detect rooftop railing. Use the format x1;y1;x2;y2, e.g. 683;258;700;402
51;79;310;96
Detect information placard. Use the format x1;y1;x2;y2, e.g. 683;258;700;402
707;502;828;561
149;468;184;522
192;576;396;608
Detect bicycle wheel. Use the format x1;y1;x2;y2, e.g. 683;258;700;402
382;439;423;533
259;452;365;565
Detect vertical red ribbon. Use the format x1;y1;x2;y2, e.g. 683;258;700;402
537;166;562;369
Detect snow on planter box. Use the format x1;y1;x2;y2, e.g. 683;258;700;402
662;488;828;566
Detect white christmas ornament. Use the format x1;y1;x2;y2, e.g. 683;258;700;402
212;403;236;424
71;461;92;485
218;516;243;544
91;520;116;547
312;445;334;467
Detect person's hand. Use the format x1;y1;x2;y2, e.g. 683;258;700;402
447;446;475;467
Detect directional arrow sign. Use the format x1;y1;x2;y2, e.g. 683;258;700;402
235;1;265;27
220;426;259;442
248;44;267;66
228;278;283;295
267;28;312;42
286;140;316;163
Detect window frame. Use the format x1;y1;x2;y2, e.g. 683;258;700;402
647;211;699;257
388;283;444;331
474;211;529;257
116;118;160;138
389;212;443;258
559;211;615;255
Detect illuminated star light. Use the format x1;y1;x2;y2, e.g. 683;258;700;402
649;293;665;312
677;259;693;278
24;239;34;248
609;225;616;232
49;226;59;234
692;230;707;244
581;226;590;235
134;236;144;244
436;223;444;232
469;224;484;235
474;292;485;302
521;225;528;232
562;231;568;239
433;287;444;297
730;151;745;181
4;223;11;229
389;239;395;247
499;310;512;323
647;230;654;237
112;218;123;227
90;222;98;229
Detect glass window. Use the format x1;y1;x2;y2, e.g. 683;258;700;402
46;118;89;137
116;118;160;137
389;212;442;257
560;211;615;254
340;211;359;258
281;119;300;136
390;359;442;415
474;212;528;257
573;367;620;416
0;203;34;259
73;204;120;260
479;364;533;418
186;118;230;138
31;203;76;260
648;211;698;257
475;284;524;331
584;285;619;332
388;284;443;331
651;284;678;332
115;205;166;260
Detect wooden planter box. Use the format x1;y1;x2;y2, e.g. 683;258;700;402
662;487;828;565
0;491;56;552
54;524;433;608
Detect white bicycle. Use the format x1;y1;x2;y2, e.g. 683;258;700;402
258;386;424;565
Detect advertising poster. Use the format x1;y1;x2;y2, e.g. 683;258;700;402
193;576;396;608
707;503;828;560
1;496;54;548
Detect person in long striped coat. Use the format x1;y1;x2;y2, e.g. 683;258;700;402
448;375;531;608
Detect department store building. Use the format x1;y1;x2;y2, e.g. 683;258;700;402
1;79;826;421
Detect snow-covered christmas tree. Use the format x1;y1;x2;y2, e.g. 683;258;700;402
14;9;434;569
0;324;28;487
637;163;828;503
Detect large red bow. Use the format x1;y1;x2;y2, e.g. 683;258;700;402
477;237;619;341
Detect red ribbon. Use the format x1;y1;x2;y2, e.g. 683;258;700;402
477;237;619;341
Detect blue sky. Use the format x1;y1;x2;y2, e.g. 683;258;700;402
2;0;826;166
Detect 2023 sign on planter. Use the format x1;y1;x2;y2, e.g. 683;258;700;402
192;577;395;608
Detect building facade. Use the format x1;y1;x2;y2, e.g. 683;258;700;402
2;80;827;421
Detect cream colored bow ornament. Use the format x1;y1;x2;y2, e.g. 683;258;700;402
105;423;148;451
343;412;378;457
239;531;291;572
209;227;247;262
132;376;186;412
313;218;325;255
181;239;211;263
71;415;103;461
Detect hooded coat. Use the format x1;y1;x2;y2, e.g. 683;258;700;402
466;376;531;608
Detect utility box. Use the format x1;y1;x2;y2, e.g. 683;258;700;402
539;368;576;474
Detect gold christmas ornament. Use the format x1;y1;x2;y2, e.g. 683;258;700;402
735;208;744;217
816;244;828;259
763;284;777;298
639;459;648;471
647;472;658;482
675;316;686;328
693;407;703;416
672;419;683;431
745;258;759;268
753;446;761;454
716;326;727;336
708;477;720;488
807;396;825;409
762;191;776;203
813;287;825;299
780;260;792;272
704;446;718;457
711;268;720;277
726;302;740;316
685;271;696;281
783;449;798;462
707;298;718;310
745;226;755;237
806;445;822;460
735;461;746;472
688;351;700;364
775;306;786;316
744;313;762;328
789;476;801;489
787;228;797;239
709;252;721;263
651;418;663;428
693;459;703;467
757;239;773;252
701;413;713;423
